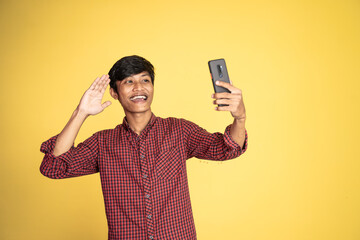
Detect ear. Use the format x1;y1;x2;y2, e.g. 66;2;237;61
110;87;118;100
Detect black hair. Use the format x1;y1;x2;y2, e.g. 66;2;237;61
108;55;155;90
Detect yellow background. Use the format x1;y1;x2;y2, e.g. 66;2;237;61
1;0;359;239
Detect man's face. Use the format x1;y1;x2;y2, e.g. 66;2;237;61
110;71;154;115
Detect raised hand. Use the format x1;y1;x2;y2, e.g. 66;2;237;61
77;75;112;116
212;81;246;120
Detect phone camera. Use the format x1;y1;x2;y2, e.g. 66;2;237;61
217;65;223;78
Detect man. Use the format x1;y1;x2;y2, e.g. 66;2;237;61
40;55;248;240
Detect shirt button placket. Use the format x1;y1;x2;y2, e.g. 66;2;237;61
139;141;154;239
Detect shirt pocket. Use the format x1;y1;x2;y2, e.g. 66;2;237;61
156;147;183;180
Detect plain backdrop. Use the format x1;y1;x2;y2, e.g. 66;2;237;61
1;0;359;239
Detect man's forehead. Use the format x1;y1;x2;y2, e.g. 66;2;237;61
125;71;150;79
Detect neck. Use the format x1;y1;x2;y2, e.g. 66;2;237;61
125;110;153;135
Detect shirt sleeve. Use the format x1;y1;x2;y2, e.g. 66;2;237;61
39;133;99;179
182;119;248;161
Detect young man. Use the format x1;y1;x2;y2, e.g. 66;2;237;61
40;55;248;240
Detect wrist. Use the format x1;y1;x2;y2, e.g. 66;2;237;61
233;117;246;130
74;107;89;120
234;116;246;122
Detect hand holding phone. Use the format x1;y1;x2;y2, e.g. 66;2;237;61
209;59;246;122
208;58;231;106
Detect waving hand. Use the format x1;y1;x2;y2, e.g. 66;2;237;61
78;75;112;116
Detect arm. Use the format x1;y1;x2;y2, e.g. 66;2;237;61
53;75;111;156
183;81;248;160
212;81;247;149
40;75;112;178
183;119;247;161
230;118;246;149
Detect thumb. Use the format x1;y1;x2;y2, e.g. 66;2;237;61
102;101;112;109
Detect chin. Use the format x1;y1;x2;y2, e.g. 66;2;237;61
126;107;151;114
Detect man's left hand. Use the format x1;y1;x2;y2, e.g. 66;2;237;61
212;81;246;120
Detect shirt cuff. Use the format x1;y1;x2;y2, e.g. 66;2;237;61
224;125;248;155
40;135;75;160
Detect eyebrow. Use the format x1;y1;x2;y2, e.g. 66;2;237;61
123;73;150;81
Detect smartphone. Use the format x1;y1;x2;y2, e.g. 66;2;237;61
208;58;231;106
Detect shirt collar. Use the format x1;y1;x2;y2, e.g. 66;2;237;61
122;113;157;134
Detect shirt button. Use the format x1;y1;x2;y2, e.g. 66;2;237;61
140;154;145;159
143;174;148;179
145;194;150;198
147;214;152;219
149;236;154;240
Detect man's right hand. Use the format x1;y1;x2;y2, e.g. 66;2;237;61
53;75;112;156
77;75;112;116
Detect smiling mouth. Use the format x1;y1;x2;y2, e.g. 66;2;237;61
130;95;148;101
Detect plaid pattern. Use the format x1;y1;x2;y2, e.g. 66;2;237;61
40;115;248;240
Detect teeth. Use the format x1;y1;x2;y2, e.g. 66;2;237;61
130;95;147;100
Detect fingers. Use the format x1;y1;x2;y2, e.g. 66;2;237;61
94;75;104;91
89;77;100;90
212;92;242;100
211;83;245;118
215;80;240;93
99;76;110;93
213;98;242;111
213;98;237;106
95;75;108;91
215;105;233;111
89;75;110;92
101;101;112;109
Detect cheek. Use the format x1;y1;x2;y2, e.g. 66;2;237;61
117;88;129;100
147;86;154;95
118;94;127;103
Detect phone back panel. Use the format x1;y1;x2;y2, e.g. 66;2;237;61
208;58;231;93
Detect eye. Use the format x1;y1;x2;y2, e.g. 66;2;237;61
143;79;150;83
125;80;133;84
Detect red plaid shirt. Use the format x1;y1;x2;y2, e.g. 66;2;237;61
40;114;248;240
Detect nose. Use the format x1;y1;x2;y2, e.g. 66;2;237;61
133;81;143;91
